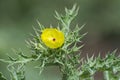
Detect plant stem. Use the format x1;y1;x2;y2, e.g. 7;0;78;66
90;76;94;80
62;73;80;80
104;71;110;80
62;74;67;80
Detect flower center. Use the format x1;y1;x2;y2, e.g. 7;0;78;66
52;38;56;41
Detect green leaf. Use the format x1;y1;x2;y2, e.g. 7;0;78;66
0;72;7;80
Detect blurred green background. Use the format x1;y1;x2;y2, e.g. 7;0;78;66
0;0;120;80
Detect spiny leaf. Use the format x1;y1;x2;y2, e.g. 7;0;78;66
0;72;7;80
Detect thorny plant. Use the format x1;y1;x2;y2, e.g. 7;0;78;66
0;4;120;80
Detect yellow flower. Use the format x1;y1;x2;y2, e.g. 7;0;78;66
41;28;64;49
